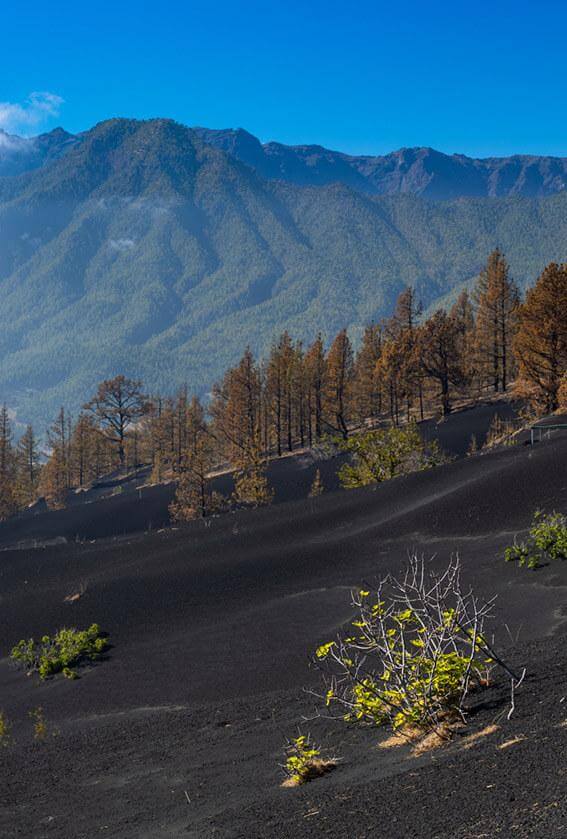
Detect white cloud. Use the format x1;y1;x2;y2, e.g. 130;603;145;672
0;91;64;135
0;132;25;151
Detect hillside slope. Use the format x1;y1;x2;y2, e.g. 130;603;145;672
1;424;567;837
1;119;567;426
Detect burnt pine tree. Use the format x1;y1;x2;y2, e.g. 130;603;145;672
149;396;176;482
514;262;567;412
69;413;106;488
170;397;217;520
389;287;424;421
325;329;354;439
304;334;326;445
418;310;466;416
210;348;264;466
292;341;307;449
16;424;41;507
474;250;520;393
353;323;382;424
450;291;477;390
375;337;404;425
40;407;73;508
0;406;17;519
84;375;150;467
266;332;292;457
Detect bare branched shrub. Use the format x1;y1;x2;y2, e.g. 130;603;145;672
314;554;524;735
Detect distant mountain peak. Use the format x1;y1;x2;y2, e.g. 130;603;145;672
1;117;567;199
192;128;567;199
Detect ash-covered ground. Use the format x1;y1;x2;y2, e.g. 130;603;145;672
1;406;566;838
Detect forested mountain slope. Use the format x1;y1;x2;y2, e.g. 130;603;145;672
0;118;566;426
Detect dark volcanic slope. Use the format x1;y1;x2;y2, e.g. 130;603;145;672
0;400;517;547
1;424;567;837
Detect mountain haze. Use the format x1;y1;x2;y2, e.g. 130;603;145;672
0;127;76;177
0;117;566;427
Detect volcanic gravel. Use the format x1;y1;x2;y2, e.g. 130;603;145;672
1;408;567;838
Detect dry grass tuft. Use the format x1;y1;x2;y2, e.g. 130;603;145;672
378;733;408;750
460;723;500;750
378;725;424;750
498;734;526;749
411;721;463;756
379;718;468;755
64;581;88;603
281;759;337;787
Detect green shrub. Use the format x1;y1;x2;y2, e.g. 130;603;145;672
504;541;538;569
282;734;336;786
337;424;446;489
505;511;567;569
11;624;108;680
531;511;567;560
315;555;521;734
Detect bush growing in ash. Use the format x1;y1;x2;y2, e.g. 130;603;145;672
505;510;567;569
281;734;337;787
11;624;108;680
314;555;523;736
336;425;447;490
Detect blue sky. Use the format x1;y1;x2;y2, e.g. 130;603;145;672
2;0;567;157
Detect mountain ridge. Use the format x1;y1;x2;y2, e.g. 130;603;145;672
3;119;567;199
192;127;567;199
0;117;566;428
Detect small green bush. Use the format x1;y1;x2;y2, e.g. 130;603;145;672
505;511;567;569
282;734;336;786
337;424;447;489
504;541;538;569
11;624;108;680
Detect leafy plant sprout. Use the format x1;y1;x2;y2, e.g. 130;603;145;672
281;734;337;786
29;707;49;741
313;554;525;737
505;510;567;569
